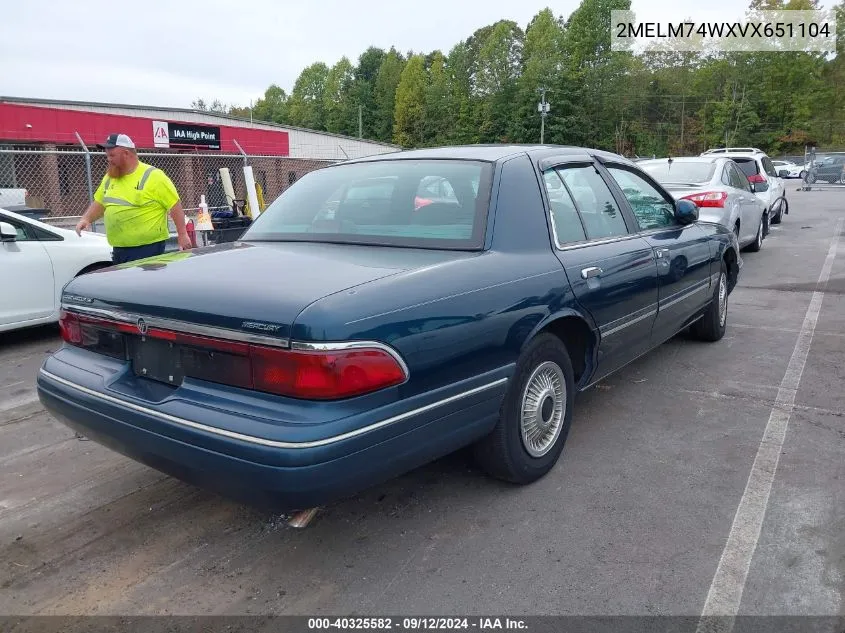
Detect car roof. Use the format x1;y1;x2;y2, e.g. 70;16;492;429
638;156;726;165
702;147;765;155
341;144;635;166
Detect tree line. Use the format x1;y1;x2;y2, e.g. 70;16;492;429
194;0;845;157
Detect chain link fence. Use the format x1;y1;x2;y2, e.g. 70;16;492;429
0;145;338;244
773;146;845;191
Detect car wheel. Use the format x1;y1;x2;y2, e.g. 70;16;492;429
473;333;575;484
771;201;783;225
746;216;764;252
692;261;728;342
781;196;788;215
799;170;806;180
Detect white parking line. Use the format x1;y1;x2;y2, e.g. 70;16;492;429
697;217;843;632
0;391;38;414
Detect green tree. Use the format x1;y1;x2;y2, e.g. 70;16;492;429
288;62;330;130
444;41;477;143
423;51;453;145
251;84;289;123
393;54;428;147
474;20;524;141
374;48;406;142
560;0;634;149
323;57;357;135
353;47;386;139
513;9;566;142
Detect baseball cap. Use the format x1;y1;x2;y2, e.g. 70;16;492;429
98;133;136;149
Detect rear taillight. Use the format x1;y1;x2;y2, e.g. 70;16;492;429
680;191;728;208
59;310;82;344
59;310;127;359
59;311;407;400
747;174;766;183
251;347;406;399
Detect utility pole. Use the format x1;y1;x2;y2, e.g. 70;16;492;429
537;88;551;144
359;105;363;139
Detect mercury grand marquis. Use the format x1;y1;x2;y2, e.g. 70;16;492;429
37;145;742;510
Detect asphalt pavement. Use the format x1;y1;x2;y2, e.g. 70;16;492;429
0;189;842;620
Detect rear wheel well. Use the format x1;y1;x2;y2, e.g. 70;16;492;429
538;316;594;386
723;247;739;293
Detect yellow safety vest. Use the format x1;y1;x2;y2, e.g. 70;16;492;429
94;162;180;248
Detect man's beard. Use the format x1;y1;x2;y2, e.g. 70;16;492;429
107;163;126;178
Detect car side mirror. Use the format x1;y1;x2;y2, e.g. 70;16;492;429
0;222;17;242
674;199;699;224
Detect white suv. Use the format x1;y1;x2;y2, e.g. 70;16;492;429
700;148;788;224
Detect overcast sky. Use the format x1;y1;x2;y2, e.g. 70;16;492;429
0;0;834;110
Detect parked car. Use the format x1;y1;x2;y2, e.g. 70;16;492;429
638;156;769;252
37;145;742;511
0;187;27;208
806;154;845;184
700;148;788;224
771;160;804;179
0;207;114;333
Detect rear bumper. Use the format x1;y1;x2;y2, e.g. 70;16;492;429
36;361;507;511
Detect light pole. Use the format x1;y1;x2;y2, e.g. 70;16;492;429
537;88;551;144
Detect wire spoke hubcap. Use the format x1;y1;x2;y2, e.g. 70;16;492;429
520;361;566;458
718;273;728;327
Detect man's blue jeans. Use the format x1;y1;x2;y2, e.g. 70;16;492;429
112;240;167;265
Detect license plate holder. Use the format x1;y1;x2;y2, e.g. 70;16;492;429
129;336;184;386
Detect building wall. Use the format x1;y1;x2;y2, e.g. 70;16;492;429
0;103;291;155
0;99;399;160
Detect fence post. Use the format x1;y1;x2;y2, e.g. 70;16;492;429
74;131;94;203
233;139;261;218
233;139;248;167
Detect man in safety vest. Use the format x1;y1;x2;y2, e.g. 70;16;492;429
75;133;192;263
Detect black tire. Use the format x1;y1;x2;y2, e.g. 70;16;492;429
782;196;788;215
771;202;782;225
692;261;728;342
473;333;575;484
745;215;764;252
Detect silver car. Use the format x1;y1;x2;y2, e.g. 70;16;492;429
638;156;769;252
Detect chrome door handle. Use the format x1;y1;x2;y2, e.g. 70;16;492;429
656;248;670;259
581;266;602;279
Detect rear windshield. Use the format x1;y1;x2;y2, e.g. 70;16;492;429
732;158;760;177
639;161;716;184
243;159;493;249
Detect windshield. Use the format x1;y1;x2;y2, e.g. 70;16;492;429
639;161;716;184
243;159;493;249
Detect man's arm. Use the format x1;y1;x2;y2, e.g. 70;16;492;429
75;201;105;235
169;201;192;250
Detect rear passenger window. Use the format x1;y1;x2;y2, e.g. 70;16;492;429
556;166;629;240
542;170;587;245
729;164;750;191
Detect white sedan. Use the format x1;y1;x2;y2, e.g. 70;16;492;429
772;160;805;179
1;208;114;333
